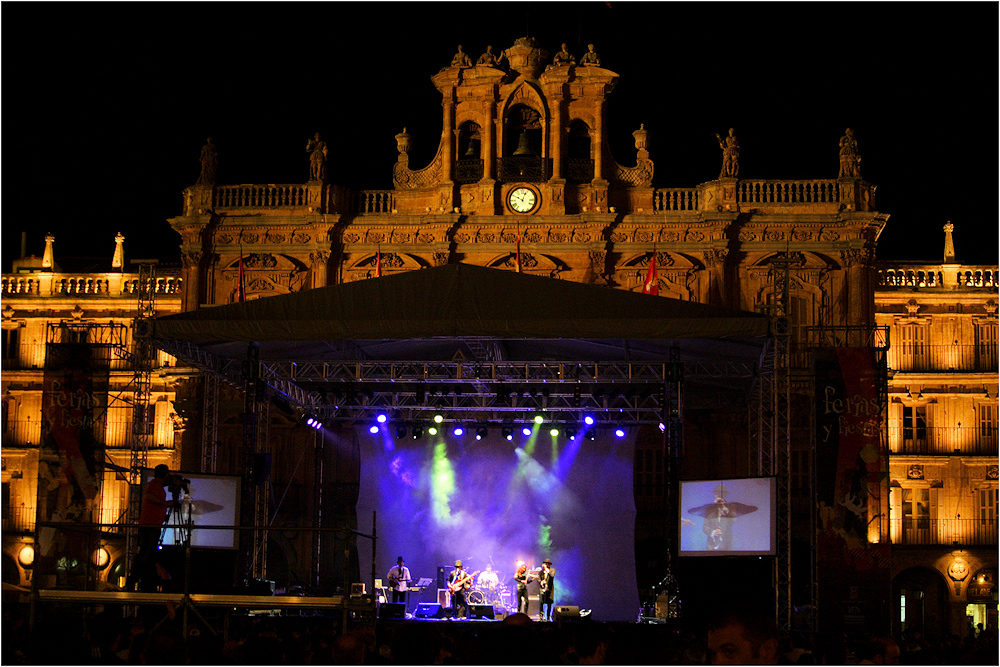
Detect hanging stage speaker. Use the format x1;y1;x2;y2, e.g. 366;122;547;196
554;605;581;620
469;604;495;620
379;603;406;619
415;602;443;619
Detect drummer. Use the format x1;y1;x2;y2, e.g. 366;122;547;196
477;563;499;593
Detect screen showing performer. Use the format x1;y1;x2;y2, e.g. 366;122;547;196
386;556;411;603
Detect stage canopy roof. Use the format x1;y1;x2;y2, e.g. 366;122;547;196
148;263;771;413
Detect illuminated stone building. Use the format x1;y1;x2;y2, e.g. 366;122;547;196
1;37;995;636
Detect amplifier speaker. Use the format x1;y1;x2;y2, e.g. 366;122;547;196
379;603;406;619
437;588;451;608
554;605;581;620
469;604;495;620
415;602;443;619
527;595;540;618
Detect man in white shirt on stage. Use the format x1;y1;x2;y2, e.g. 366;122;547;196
386;556;411;604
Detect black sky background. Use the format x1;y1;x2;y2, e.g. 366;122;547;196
4;1;997;270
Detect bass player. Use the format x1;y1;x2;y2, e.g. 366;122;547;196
447;560;478;619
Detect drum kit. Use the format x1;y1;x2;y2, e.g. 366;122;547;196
466;574;512;613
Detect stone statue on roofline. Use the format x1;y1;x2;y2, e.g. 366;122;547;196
306;132;328;182
715;128;740;178
450;45;472;68
477;45;499;67
580;43;601;66
550;43;575;68
839;128;862;178
196;137;218;185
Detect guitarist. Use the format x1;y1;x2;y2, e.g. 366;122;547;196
447;560;475;618
386;556;411;604
538;558;555;621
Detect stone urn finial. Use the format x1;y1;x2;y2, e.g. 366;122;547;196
395;128;412;161
633;124;649;160
42;234;55;270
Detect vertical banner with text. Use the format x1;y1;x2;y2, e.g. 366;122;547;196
814;347;890;634
37;342;109;582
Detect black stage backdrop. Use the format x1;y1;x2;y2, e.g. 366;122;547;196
357;426;640;621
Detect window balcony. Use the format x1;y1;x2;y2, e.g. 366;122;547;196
889;518;997;546
889;426;998;456
888;343;998;373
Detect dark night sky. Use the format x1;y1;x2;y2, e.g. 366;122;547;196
4;2;997;271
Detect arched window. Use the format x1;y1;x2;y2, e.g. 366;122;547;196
499;104;548;182
456;121;483;183
567;120;593;182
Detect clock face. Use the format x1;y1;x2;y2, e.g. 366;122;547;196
508;187;537;213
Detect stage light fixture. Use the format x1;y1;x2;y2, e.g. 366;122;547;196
615;427;627;438
433;414;444;424
565;426;578;440
453;425;464;436
584;415;595;426
586;429;596;441
501;426;513;441
377;413;388;424
659;422;666;433
534;414;545;424
305;416;323;430
369;424;379;434
522;426;532;436
395;424;407;439
476;426;488;440
428;425;439;436
549;427;560;437
412;425;424;439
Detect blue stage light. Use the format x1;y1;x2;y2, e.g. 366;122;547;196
377;413;388;423
369;425;379;434
584;415;595;426
522;426;532;436
453;426;464;436
615;427;626;438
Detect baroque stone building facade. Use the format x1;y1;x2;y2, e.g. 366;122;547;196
1;37;995;636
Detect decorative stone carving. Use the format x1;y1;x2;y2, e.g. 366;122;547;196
841;248;869;267
661;231;682;242
610;232;629;243
549;231;568;243
820;231;840;242
948;559;970;581
454;232;471;243
264;232;285;243
309;251;330;267
704;249;728;268
181;251;202;269
839;128;862;178
217;233;234;244
907;464;924;480
395;128;412;157
433;252;450;266
291;232;312;244
716;128;740;178
417;233;436;244
685;231;705;242
344;233;361;243
247;277;274;292
573;231;592;242
475;230;495;243
520;253;538;268
243;253;278;269
394;143;443;190
476;45;499;67
792;230;814;241
987;465;998;480
550;43;575;67
366;231;387;244
906;299;921;317
242;232;260;244
524;232;542;243
765;231;785;242
589;250;606;266
739;231;757;243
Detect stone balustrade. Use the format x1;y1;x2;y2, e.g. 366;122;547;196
738;179;839;205
355;190;396;214
878;264;998;289
653;188;699;212
1;273;182;297
213;184;310;209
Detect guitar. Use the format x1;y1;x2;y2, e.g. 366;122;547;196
448;570;480;594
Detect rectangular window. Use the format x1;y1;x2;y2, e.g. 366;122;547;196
977;323;998;371
902;488;930;529
979;488;998;524
899;324;927;371
903;405;928;450
978;404;998;450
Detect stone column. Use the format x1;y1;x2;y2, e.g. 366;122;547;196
550;98;563;181
482;100;495;180
42;234;55;270
181;251;202;312
310;251;330;289
842;248;874;327
442;97;455;183
592;102;604;182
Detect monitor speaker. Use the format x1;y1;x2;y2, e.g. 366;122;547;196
469;604;495;620
379;603;406;619
527;595;540;618
415;602;443;619
554;605;581;620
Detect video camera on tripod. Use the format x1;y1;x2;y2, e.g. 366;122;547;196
165;473;191;499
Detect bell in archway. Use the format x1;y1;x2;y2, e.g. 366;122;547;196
512;130;535;156
463;140;478;158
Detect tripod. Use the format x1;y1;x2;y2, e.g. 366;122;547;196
150;494;217;647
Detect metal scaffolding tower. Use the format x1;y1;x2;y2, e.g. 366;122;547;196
125;260;159;580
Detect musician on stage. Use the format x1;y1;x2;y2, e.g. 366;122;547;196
386;556;411;604
514;561;536;615
447;560;472;618
477;564;499;595
539;558;555;621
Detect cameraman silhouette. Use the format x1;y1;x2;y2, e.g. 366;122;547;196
127;464;174;592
